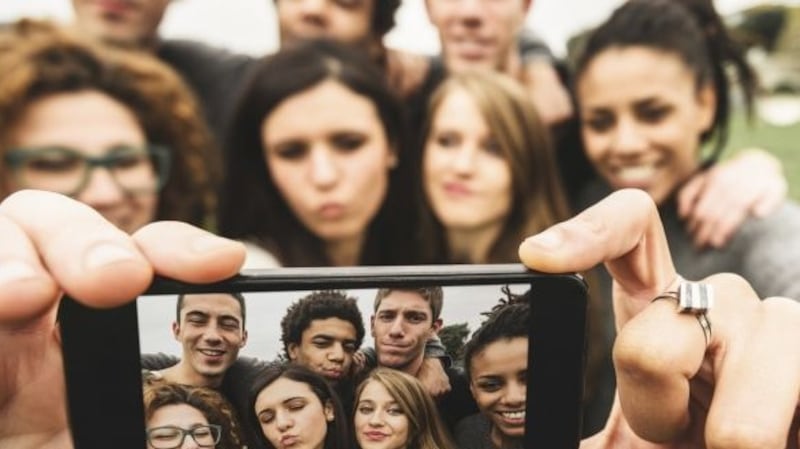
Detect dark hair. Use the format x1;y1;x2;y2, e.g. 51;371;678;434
575;0;757;162
0;19;217;226
218;38;416;266
248;363;350;449
373;287;444;322
176;292;247;329
462;288;531;381
143;382;243;449
372;0;401;40
280;290;365;359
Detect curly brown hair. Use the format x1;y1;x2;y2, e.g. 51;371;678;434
143;382;243;449
0;19;217;227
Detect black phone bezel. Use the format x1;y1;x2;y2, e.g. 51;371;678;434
58;263;587;449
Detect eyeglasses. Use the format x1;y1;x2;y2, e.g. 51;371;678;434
146;424;221;449
4;144;171;197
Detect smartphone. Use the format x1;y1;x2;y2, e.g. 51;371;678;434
58;264;587;448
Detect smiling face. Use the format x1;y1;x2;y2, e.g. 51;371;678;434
578;46;715;205
469;336;528;446
355;380;410;449
4;90;157;233
423;86;512;233
172;294;248;386
425;0;530;72
275;0;375;46
371;291;440;375
255;377;333;449
288;317;358;384
71;0;171;46
262;79;396;254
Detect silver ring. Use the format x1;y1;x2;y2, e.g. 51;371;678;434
652;281;714;347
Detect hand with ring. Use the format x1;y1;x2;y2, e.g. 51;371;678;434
520;189;800;449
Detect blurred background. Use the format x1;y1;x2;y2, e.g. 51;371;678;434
3;0;799;198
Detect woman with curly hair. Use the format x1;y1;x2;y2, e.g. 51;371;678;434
144;382;244;449
0;19;217;232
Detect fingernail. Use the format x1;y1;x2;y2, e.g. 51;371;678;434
191;234;231;253
84;243;137;269
0;260;38;284
525;229;561;249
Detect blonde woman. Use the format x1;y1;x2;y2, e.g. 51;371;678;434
354;368;455;449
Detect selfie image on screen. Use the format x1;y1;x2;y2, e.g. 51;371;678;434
136;284;532;449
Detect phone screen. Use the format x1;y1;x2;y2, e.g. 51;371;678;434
59;265;587;449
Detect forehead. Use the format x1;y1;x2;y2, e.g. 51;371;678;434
301;317;358;340
376;291;431;314
256;377;319;408
470;336;528;376
578;47;697;108
148;403;208;428
262;80;384;141
431;87;486;128
180;294;243;318
359;379;394;402
10;90;146;153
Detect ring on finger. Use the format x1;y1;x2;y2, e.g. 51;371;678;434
652;281;714;347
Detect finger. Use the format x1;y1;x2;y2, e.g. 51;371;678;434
689;202;745;250
519;189;676;302
706;207;747;249
751;181;787;218
706;296;800;449
0;213;60;325
613;273;756;443
133;221;246;283
0;190;153;308
677;171;706;219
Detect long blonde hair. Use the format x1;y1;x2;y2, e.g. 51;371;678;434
419;70;570;263
355;368;455;449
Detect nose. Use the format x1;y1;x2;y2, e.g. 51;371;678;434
308;147;339;189
202;326;223;344
299;0;328;24
276;410;294;432
368;410;384;427
455;0;484;24
327;343;345;363
452;145;477;176
388;317;405;338
75;167;125;206
181;434;200;449
503;380;527;406
609;117;648;156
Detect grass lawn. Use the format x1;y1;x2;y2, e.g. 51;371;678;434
726;109;800;200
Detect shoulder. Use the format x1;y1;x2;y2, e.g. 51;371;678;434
158;38;254;66
454;413;494;449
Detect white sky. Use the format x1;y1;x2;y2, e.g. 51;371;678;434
3;0;798;58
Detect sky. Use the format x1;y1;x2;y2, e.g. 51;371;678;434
3;0;797;58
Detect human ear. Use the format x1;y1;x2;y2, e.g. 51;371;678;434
696;83;717;134
324;400;335;422
287;343;299;361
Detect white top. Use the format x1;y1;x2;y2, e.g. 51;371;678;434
241;240;282;269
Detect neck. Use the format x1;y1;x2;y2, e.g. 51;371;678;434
446;221;505;264
491;425;521;449
325;234;365;266
401;353;426;378
499;45;524;80
160;361;222;389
